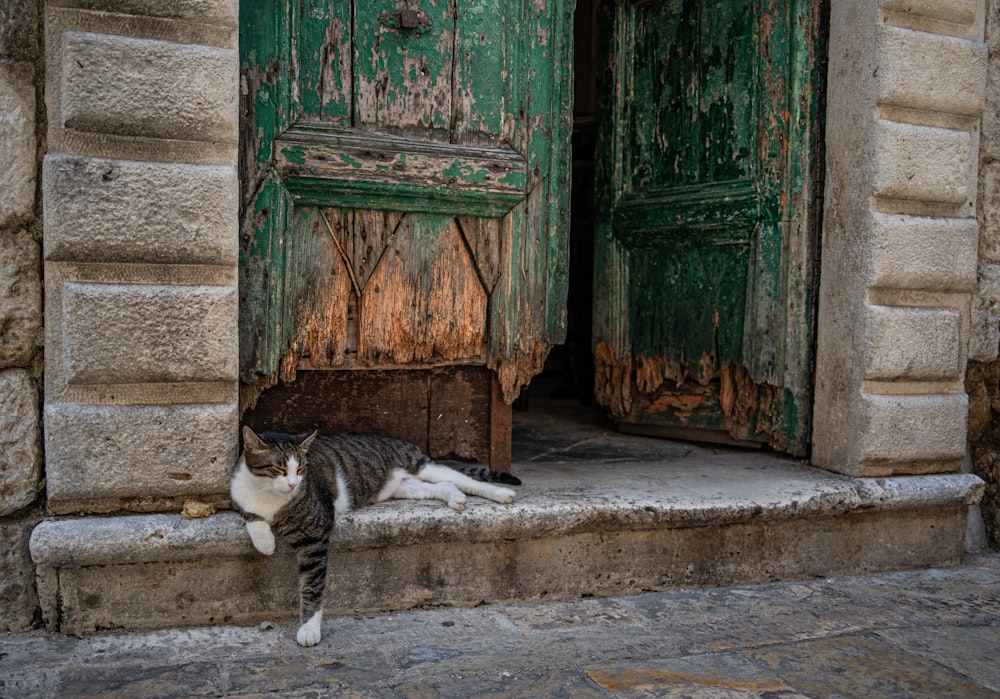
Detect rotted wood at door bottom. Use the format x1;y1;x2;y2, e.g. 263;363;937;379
241;366;512;472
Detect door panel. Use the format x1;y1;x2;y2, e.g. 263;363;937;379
239;0;573;461
593;0;824;454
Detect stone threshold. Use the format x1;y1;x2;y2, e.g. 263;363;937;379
28;452;986;634
31;456;985;567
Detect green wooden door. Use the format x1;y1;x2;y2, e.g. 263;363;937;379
239;1;573;456
593;0;824;454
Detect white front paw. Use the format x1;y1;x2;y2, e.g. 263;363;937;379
495;487;516;504
448;492;468;512
296;611;323;646
246;520;276;556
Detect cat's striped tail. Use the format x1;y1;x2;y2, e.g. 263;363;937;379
447;463;522;486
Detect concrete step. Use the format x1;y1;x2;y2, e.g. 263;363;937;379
29;448;984;635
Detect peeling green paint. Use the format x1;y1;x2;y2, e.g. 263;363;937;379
593;0;825;455
240;0;574;404
338;153;363;168
442;160;490;184
499;170;527;189
281;146;306;165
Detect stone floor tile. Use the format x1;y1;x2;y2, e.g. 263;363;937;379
875;625;1000;692
741;633;1000;698
395;669;607;698
223;652;392;695
586;653;809;698
627;582;900;652
56;660;224;699
502;597;645;631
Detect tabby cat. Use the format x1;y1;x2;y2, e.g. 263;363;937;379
230;426;521;646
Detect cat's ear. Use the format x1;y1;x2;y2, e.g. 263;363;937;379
242;426;267;453
298;429;319;452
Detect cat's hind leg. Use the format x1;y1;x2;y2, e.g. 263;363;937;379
416;463;516;505
377;468;468;512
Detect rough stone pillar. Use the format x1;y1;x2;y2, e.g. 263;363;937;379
813;0;988;476
0;0;44;631
967;0;1000;547
41;1;240;514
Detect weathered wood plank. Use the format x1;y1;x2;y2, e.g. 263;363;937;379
239;171;295;384
488;371;512;472
280;208;353;373
244;367;497;463
429;366;493;461
275;122;528;214
452;0;506;143
243;369;433;452
457;216;502;292
487;0;574;403
350;209;401;290
359;214;487;364
354;0;455;139
320;0;353;119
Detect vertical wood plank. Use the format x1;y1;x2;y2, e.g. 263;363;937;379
290;208;353;370
429;366;492;461
457;216;502;292
360;214;487;364
320;0;353;119
353;0;455;138
489;370;512;472
452;0;506;143
351;209;402;289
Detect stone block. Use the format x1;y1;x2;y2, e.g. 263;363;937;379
0;0;38;60
0;369;42;517
44;402;237;507
58;0;237;26
0;236;41;368
980;56;1000;162
873;119;972;205
43;155;237;265
0;518;39;632
864;305;962;381
978;160;1000;262
0;61;37;224
881;0;978;27
878;26;986;116
60;282;238;385
858;392;968;469
969;263;1000;362
59;31;237;143
868;213;978;291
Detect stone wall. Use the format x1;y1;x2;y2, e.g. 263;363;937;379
41;0;240;517
813;0;987;477
969;0;1000;549
0;0;44;630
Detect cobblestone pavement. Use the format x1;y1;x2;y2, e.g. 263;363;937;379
2;553;999;698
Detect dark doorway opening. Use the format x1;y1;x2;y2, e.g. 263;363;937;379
511;0;605;453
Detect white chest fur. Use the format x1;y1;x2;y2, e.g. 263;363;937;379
230;457;294;522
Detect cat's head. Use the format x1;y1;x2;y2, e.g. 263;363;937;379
241;426;318;495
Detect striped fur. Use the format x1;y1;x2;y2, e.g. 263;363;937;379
230;426;520;646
